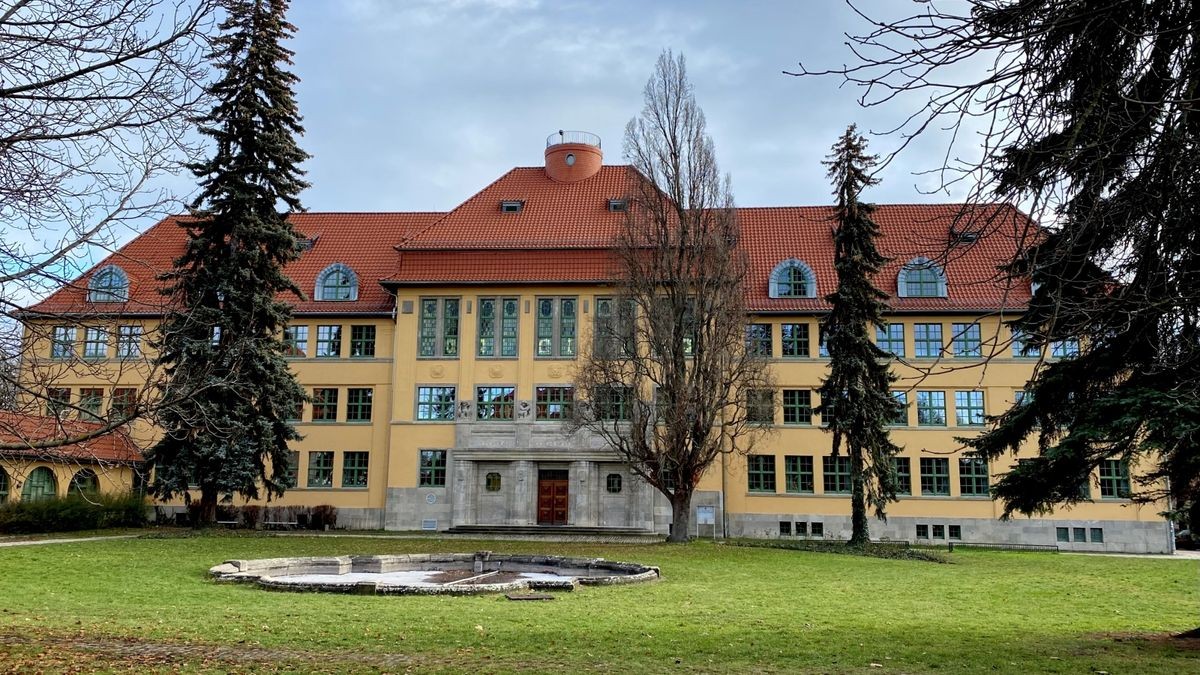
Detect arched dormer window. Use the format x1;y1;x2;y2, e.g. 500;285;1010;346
768;259;817;299
88;265;129;303
897;257;948;298
316;263;358;302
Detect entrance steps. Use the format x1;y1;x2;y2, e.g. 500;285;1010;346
445;524;662;542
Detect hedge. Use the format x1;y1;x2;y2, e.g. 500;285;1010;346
0;492;148;534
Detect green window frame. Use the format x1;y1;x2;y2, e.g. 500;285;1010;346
312;388;339;422
478;297;519;358
785;455;814;493
822;456;852;494
350;325;376;357
78;388;103;420
110;388;137;420
536;297;577;358
70;469;99;495
920;457;951;496
889;391;909;426
745;323;772;357
958;456;990;496
1051;339;1080;358
1056;527;1069;543
904;266;943;297
875;324;905;357
116;325;143;358
916;391;947;426
913;323;942;358
342;451;369;488
892;457;912;495
818;327;829;357
780;323;810;358
21;467;57;501
476;386;516;420
83;327;108;359
418;297;461;358
315;325;342;358
1099;459;1131;498
346;388;373;422
416;386;456;421
782;389;812;425
747;389;774;425
0;469;8;503
51;326;76;359
46;388;71;417
951;323;982;358
283;325;308;357
1011;329;1040;358
535;386;574;420
594;297;634;359
747;455;776;493
419;450;447;487
1090;528;1104;543
955;390;985;426
283;451;299;488
307;451;333;488
595;385;632;421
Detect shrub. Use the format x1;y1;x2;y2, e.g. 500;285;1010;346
723;537;951;563
0;492;148;534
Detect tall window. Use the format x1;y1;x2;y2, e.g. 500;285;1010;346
781;323;810;358
51;326;76;359
476;386;515;420
889;391;909;426
920;458;951;496
916;391;947;426
876;324;905;356
535;386;574;420
1099;460;1131;498
83;328;107;359
316;263;358;301
747;390;774;425
88;265;129;303
952;323;982;357
346;388;373;422
1011;330;1040;358
823;456;852;494
478;297;519;358
350;325;376;357
315;325;342;358
1051;339;1080;358
747;455;776;492
79;388;103;420
116;325;143;358
745;324;772;357
110;388;137;419
818;328;829;357
892;457;912;495
594;297;634;359
536;297;577;358
913;323;942;358
0;469;8;503
307;451;333;487
21;467;57;501
897;258;946;298
955;391;986;426
416;386;456;421
595;385;632;421
419;450;447;487
283;325;308;357
342;451;369;488
785;455;814;493
312;388;338;422
283;451;299;488
419;298;460;358
782;389;812;425
959;456;990;496
46;388;70;416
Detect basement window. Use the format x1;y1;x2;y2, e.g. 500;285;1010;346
607;198;627;212
500;200;524;213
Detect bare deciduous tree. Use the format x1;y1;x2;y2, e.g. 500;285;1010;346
573;51;771;543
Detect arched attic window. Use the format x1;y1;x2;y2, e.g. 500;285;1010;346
768;259;817;299
897;257;948;298
88;265;129;303
315;263;358;302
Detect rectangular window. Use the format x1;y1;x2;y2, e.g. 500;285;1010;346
779;521;791;536
350;325;376;357
418;298;461;358
780;323;810;358
818;328;829;357
477;297;519;358
1051;339;1080;358
211;326;222;348
954;390;986;426
78;387;103;420
782;389;813;425
795;521;808;536
535;386;574;420
476;386;516;420
110;388;137;419
932;524;946;539
1073;527;1086;543
745;323;772;357
747;455;776;493
916;391;947;426
785;455;814;493
83;327;108;359
284;451;299;488
889;391;909;426
116;325;143;358
875;324;905;357
416;386;456;421
312;388;338;422
1056;527;1070;543
892;457;912;495
535;297;577;358
916;524;929;539
594;297;634;359
315;325;342;358
951;323;982;358
949;525;962;540
810;522;824;537
913;323;943;358
286;399;303;422
51;326;76;359
920;457;951;496
342;451;369;488
1011;330;1040;358
419;450;447;487
283;325;308;357
958;456;990;496
346;388;373;422
595;385;632;421
1099;459;1131;498
307;451;333;488
747;389;774;425
1090;528;1104;543
46;387;71;416
822;456;852;494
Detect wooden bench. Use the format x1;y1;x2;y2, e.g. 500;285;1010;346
215;519;239;529
263;520;299;531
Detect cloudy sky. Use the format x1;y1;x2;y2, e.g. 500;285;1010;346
283;0;969;213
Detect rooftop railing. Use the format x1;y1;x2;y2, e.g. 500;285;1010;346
546;130;601;148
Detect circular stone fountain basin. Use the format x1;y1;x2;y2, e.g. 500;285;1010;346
209;552;660;595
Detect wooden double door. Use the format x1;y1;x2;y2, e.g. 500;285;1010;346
536;469;569;526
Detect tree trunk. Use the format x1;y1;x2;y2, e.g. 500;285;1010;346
848;446;869;546
195;486;218;528
668;491;693;543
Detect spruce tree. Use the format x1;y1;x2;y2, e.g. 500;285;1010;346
817;125;902;546
148;0;308;525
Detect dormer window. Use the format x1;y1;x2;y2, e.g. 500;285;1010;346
768;259;817;299
500;200;524;213
897;257;948;298
608;199;628;212
87;265;129;303
316;263;358;302
297;236;318;253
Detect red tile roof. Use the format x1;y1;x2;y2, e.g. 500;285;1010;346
387;249;618;284
0;412;141;464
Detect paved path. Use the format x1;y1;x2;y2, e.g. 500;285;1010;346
1064;549;1200;560
0;534;139;548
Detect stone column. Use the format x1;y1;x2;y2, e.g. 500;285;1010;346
570;460;596;526
511;460;534;525
451;459;477;526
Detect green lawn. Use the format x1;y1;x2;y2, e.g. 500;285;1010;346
0;532;1195;673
